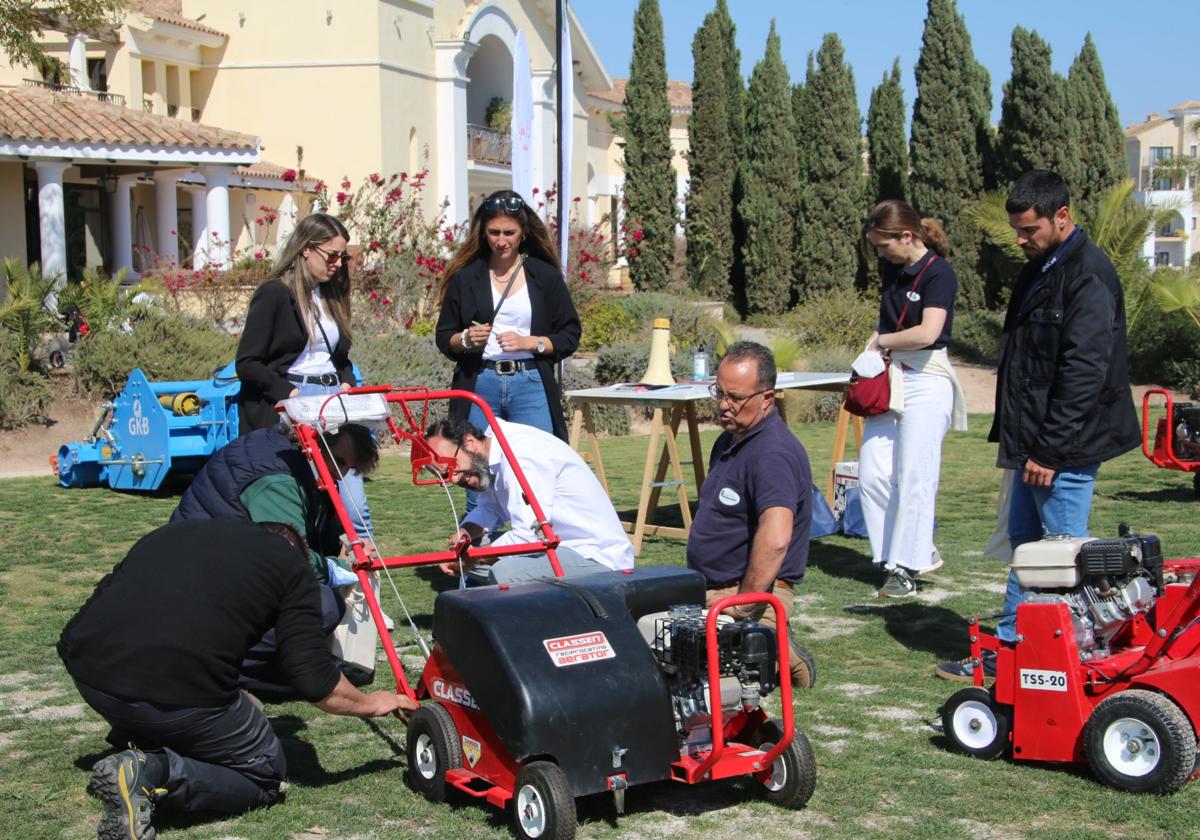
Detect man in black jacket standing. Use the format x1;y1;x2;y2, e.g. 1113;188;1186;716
59;519;414;840
936;170;1140;681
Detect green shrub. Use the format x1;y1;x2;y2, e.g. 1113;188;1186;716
784;344;854;423
561;363;630;436
353;330;453;389
948;308;1004;365
1129;308;1200;395
619;291;679;328
0;332;54;429
577;298;637;352
72;313;237;398
783;289;877;352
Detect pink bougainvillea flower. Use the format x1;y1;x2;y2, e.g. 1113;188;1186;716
281;169;297;182
340;177;352;190
631;229;645;241
336;192;348;205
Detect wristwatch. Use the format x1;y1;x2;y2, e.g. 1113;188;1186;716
460;328;472;350
535;337;546;354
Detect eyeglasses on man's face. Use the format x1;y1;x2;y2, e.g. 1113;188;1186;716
311;244;351;267
708;383;771;409
482;195;525;214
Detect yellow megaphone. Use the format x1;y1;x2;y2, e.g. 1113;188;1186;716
640;318;675;386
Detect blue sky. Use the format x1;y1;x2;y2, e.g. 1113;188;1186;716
573;1;1198;129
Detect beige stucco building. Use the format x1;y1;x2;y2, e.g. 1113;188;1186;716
0;0;650;283
1125;100;1200;269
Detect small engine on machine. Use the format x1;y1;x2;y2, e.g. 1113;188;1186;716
649;605;778;750
1015;527;1167;659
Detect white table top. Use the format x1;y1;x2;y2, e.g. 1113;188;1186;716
566;371;849;403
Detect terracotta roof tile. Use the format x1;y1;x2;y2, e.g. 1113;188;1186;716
1125;116;1173;137
150;12;226;39
589;78;692;113
235;161;319;191
1168;99;1200;112
0;86;257;151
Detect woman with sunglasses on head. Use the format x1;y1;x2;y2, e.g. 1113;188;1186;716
435;189;581;444
858;200;967;600
235;212;376;543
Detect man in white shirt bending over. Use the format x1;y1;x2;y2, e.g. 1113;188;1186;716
424;417;635;583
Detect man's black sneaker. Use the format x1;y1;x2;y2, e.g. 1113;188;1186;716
875;568;917;598
87;748;162;840
934;649;998;682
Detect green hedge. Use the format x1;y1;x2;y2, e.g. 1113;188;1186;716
0;331;54;429
72;313;236;398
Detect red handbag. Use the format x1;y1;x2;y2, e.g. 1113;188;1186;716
845;255;938;417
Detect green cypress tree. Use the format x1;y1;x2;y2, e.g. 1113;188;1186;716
737;21;796;316
909;0;988;310
713;0;748;312
793;33;863;300
1067;34;1126;225
995;27;1082;192
867;59;908;204
685;12;733;298
622;0;677;291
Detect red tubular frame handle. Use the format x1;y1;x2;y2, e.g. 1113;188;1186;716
689;592;794;782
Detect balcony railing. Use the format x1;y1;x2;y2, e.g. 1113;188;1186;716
22;78;125;108
467;124;512;166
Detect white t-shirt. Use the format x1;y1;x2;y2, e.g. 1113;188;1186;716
483;282;534;361
462;419;635;571
288;290;340;376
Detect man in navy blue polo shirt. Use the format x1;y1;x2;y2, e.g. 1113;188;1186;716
687;341;816;688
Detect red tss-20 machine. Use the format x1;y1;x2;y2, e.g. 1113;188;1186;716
941;527;1200;794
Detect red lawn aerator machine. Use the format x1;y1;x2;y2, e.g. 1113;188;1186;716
940;527;1200;794
281;386;816;840
1142;388;1200;498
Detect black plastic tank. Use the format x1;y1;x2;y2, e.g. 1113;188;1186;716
432;566;706;796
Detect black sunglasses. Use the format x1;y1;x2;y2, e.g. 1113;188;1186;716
311;244;351;267
482;196;525;214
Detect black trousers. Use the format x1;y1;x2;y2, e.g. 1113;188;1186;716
74;679;286;815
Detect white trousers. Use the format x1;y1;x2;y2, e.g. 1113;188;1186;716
859;370;952;572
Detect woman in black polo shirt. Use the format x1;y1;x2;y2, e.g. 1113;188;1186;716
859;200;967;598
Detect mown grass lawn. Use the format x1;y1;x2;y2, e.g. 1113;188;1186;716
1;413;1198;839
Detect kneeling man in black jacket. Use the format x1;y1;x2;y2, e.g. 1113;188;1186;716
59;519;415;840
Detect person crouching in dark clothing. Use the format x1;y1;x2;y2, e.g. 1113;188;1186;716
59;519;415;840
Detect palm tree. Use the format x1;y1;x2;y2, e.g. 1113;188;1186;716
0;260;60;371
962;180;1193;334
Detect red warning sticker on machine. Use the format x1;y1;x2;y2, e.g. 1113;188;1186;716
542;632;616;667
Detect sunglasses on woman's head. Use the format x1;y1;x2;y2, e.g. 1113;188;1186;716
482;196;524;214
311;244;351;266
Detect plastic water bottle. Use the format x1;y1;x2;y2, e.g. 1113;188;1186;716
692;351;708;381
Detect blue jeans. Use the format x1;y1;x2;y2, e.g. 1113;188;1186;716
465;366;553;512
996;463;1099;642
295;382;373;537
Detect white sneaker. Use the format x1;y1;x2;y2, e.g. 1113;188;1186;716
916;548;944;577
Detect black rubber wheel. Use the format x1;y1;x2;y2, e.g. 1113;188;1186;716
48;350;65;369
941;687;1011;760
751;718;817;809
405;703;461;802
1083;689;1197;794
511;760;576;840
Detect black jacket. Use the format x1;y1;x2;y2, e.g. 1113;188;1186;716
435;256;581;440
988;230;1140;470
235;279;354;434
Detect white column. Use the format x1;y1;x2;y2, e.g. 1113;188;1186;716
154;172;180;265
201;165;233;269
531;69;556;199
152;60;168;115
110;174;138;275
434;40;477;226
68;34;90;90
183;185;208;269
35;162;70;287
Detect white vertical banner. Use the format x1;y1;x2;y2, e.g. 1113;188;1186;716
557;0;572;272
511;32;534;203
